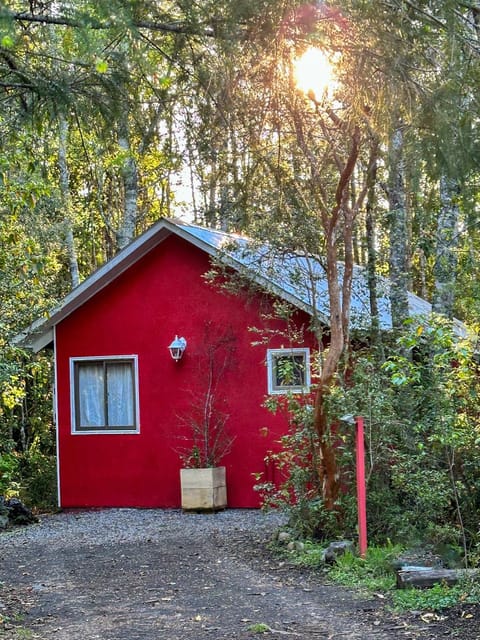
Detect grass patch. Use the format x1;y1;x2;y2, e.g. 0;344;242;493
291;540;326;568
327;545;400;593
392;578;480;612
284;540;401;591
283;539;480;612
247;622;270;633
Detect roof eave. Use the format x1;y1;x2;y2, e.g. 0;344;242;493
31;329;54;353
12;219;266;350
12;219;180;349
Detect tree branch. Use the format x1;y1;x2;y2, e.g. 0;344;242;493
334;126;360;207
4;10;216;38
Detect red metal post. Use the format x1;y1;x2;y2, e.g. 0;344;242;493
355;416;368;558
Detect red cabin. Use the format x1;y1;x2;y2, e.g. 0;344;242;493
16;219;320;508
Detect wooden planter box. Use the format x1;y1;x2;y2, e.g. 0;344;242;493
180;466;227;511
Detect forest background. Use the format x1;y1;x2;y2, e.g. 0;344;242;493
1;1;480;563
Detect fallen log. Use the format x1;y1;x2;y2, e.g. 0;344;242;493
396;567;480;589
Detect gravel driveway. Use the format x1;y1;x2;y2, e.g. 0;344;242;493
0;509;476;639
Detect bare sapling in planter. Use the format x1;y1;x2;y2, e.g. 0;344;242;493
177;324;236;511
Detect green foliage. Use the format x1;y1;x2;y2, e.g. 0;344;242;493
355;317;480;557
300;542;480;613
379;317;480;555
258;316;480;565
0;450;20;497
255;395;318;535
0;445;57;509
392;579;480;612
291;539;327;568
285;538;480;612
0;344;55;506
327;546;401;593
247;623;270;634
255;393;357;540
19;445;57;511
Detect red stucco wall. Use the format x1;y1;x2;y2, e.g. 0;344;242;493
54;234;314;508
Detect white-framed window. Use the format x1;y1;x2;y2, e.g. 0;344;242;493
70;356;139;434
267;348;311;395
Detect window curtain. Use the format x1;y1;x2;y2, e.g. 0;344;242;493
77;361;134;428
107;363;134;427
78;363;105;427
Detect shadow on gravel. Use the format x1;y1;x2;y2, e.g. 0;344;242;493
0;510;479;640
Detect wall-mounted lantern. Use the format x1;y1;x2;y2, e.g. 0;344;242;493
168;336;187;362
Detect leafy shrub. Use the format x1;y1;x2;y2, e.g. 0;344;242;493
255;394;357;540
0;450;20;497
256;316;480;564
19;450;57;511
0;348;56;510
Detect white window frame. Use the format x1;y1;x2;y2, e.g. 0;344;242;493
70;355;140;435
267;348;311;395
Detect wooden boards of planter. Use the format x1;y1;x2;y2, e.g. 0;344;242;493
180;466;227;512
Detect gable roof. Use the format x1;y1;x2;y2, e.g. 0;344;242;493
12;218;462;352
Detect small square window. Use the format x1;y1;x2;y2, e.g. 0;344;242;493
70;356;139;433
267;348;311;394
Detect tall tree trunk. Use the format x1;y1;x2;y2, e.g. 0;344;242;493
388;122;409;329
116;108;138;250
432;175;460;318
58;111;80;288
311;126;361;511
365;140;381;348
350;174;361;265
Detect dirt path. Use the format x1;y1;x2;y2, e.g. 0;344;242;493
0;510;478;639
